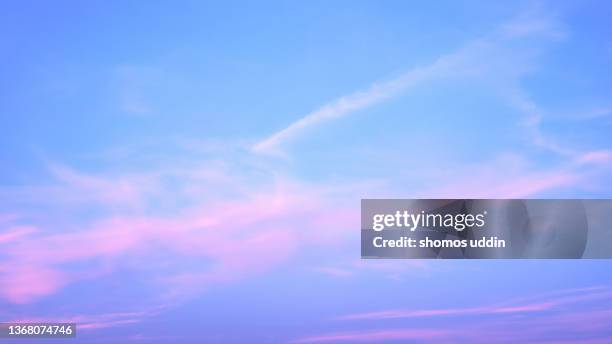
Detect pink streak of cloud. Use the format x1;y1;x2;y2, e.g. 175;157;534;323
0;225;37;244
576;150;612;165
492;172;578;198
294;287;612;343
426;154;581;199
78;319;141;330
292;329;447;343
8;308;165;331
336;287;612;321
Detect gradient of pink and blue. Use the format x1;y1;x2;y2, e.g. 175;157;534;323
1;0;612;343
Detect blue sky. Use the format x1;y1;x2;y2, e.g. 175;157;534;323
1;1;612;343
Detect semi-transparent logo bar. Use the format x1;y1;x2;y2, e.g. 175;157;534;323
361;199;612;259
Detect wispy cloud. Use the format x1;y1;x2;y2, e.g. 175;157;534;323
252;66;432;154
293;286;612;343
9;307;166;331
292;329;448;343
0;156;358;304
576;150;612;165
336;287;612;321
253;10;564;154
0;225;37;244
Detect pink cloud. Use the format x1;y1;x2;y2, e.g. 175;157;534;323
0;265;67;304
491;171;578;198
311;260;429;281
576;150;612;165
294;287;612;343
292;329;447;343
336;287;612;321
78;319;141;330
0;225;37;244
293;313;612;344
425;154;581;198
9;307;165;331
0;174;355;303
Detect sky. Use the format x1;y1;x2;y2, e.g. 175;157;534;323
1;0;612;343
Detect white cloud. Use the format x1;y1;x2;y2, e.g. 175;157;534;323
252;10;564;154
